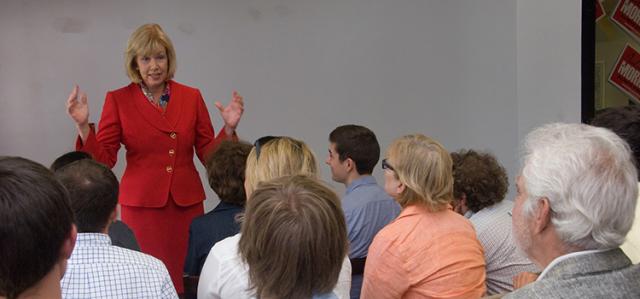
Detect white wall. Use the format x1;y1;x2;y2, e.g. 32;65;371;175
517;0;582;142
0;0;581;211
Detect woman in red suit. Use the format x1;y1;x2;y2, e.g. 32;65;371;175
65;23;244;293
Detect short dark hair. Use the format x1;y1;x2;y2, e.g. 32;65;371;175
451;149;508;213
205;141;252;205
50;151;92;172
54;159;118;233
329;125;380;175
591;105;640;178
239;175;347;299
0;157;74;299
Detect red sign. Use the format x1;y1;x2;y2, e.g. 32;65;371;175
596;0;606;22
612;0;640;40
609;44;640;103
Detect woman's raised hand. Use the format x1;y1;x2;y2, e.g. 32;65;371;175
215;91;244;135
66;85;90;140
67;85;89;126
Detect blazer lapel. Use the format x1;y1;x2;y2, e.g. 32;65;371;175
131;83;173;133
163;80;183;129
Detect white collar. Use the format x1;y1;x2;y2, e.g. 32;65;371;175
536;248;611;281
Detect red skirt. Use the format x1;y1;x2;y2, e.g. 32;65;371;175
121;196;203;294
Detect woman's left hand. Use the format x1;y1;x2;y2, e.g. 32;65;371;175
215;91;244;134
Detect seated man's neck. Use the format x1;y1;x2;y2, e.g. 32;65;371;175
344;172;370;188
532;228;583;269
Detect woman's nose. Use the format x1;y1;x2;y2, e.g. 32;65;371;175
149;59;159;69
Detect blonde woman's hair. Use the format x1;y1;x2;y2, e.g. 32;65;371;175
124;23;177;83
387;134;453;210
244;137;318;197
239;175;348;299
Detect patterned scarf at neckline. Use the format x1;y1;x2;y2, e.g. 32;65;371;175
140;83;171;109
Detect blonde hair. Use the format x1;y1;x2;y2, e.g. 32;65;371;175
244;137;318;197
387;134;453;210
124;23;177;83
239;175;348;299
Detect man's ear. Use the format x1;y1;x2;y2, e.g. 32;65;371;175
460;193;468;209
345;158;355;173
102;209;118;233
453;193;468;214
532;197;552;234
61;224;77;260
56;224;77;279
109;209;117;223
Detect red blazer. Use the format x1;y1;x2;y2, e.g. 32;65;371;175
77;81;233;208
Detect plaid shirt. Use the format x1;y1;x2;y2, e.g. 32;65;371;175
467;200;538;295
61;233;178;299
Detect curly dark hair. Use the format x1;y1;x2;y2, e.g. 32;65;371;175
451;149;508;213
590;105;640;178
205;140;253;206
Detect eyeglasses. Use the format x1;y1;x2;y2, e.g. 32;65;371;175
381;158;395;171
253;136;280;160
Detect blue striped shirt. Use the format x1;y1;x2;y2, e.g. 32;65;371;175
342;176;401;299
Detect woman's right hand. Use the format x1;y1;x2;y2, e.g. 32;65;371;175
66;85;90;140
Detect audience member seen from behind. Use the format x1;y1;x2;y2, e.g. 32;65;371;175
0;157;76;299
184;140;253;277
591;105;640;264
451;149;537;295
198;136;352;299
51;151;140;252
361;134;486;299
503;123;640;298
239;175;348;299
50;151;93;172
510;107;640;292
326;124;400;299
55;159;178;298
242;136;318;196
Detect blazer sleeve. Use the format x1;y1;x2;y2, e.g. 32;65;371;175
75;92;122;168
194;91;237;165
